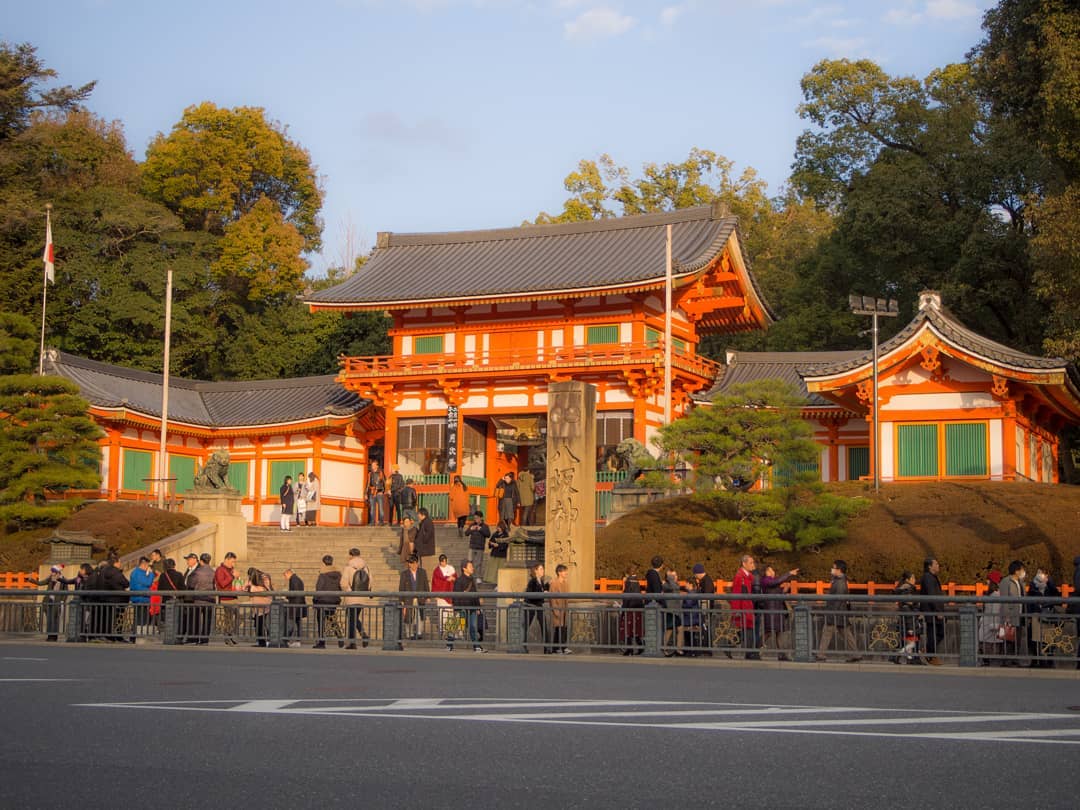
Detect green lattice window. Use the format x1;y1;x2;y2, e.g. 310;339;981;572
897;424;938;478
944;423;987;477
645;327;687;353
586;325;619;345
847;446;869;480
414;335;444;354
228;460;249;495
268;460;307;495
122;449;153;492
169;455;197;494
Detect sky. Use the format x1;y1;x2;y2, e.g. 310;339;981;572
14;0;995;274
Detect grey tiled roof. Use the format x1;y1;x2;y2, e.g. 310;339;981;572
307;205;772;316
698;351;865;405
804;302;1070;378
46;352;366;428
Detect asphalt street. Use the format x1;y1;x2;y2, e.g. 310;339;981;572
2;643;1078;809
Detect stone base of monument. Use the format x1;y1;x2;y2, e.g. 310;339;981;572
496;562;532;596
183;492;247;561
608;486;666;523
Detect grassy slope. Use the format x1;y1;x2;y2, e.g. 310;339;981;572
0;503;198;571
597;481;1080;585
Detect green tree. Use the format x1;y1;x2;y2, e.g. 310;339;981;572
141;102;323;249
790;58;1048;353
655;379;863;552
655;379;818;492
0;41;95;142
0;374;101;528
212;195;308;303
970;0;1080;358
0;311;36;374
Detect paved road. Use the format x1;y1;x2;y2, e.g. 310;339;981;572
2;644;1078;809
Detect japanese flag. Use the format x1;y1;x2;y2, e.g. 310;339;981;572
43;212;55;284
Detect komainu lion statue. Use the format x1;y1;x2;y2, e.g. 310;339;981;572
193;450;233;491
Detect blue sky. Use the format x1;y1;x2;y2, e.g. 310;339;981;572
17;0;993;273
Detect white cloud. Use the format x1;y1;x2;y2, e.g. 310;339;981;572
563;6;636;40
884;0;980;24
883;7;922;24
656;2;691;27
926;0;978;19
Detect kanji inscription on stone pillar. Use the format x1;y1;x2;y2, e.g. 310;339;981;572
546;381;596;593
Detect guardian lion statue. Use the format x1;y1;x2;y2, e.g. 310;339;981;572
192;450;233;491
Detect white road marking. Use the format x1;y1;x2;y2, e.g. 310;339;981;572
72;698;1080;746
227;700;297;712
3;657;47;662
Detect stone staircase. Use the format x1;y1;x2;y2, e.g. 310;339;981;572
243;525;471;591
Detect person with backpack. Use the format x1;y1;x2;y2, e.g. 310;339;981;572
341;548;371;649
400;478;419;523
388;468;405;525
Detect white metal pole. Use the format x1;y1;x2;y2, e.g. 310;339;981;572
157;268;173;509
38;205;51;376
664;224;673;425
872;311;880;494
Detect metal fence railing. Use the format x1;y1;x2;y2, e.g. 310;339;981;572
1;591;1077;668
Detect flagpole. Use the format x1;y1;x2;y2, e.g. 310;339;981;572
157;267;173;510
663;224;673;425
38;204;52;376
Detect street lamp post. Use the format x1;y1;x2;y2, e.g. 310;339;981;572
849;295;899;494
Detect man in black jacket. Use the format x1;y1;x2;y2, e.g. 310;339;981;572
645;556;664;604
413;508;436;570
465;511;490;580
815;560;860;662
398;555;429;641
313;555;343;649
524;562;550;653
449;559;484;653
919;557;944;665
100;555;130;642
283;568;307;648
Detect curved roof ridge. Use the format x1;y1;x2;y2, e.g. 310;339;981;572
386;205;716;247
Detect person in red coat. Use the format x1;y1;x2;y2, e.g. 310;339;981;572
730;554;760;660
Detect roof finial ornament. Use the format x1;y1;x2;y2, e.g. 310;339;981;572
711;199;732;220
918;290;941;312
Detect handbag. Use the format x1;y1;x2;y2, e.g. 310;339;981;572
997;623;1016;642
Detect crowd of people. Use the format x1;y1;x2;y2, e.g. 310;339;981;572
31;543;1080;666
613;553;1080;667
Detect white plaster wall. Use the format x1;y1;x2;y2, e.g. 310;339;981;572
573;325;584;345
532;392;548;407
264;436;286;447
619;322;632;343
445;333;455;353
402;335;413;354
322;459;362;498
427;395;447;409
550;330;563;348
396;397;422;412
882;392;996;411
820;447;830;482
463;395;488;409
493;394;529;408
645;423;661;453
241;504;254;522
989;418;1003;479
880;421;894;482
464;334;476;353
604;388;633;404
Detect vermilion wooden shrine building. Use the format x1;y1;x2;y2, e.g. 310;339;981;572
49;205;1080;524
